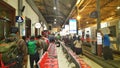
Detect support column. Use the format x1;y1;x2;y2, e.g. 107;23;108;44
18;0;23;36
96;0;101;31
96;0;102;57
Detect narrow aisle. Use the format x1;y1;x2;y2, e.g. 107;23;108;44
57;46;74;68
27;45;102;68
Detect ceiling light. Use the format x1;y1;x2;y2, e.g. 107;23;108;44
76;0;81;5
54;19;57;21
86;22;89;24
117;6;120;10
53;7;56;10
54;21;56;24
77;15;81;20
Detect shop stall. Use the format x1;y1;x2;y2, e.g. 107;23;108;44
38;43;59;68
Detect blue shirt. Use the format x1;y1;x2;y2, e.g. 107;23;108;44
103;34;110;46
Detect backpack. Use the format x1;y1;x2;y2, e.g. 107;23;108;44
27;41;37;55
17;39;28;56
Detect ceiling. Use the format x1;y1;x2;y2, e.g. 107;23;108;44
33;0;120;29
71;0;120;29
33;0;77;28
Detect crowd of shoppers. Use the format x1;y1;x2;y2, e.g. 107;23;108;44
62;34;83;56
17;32;62;68
26;35;49;68
15;33;50;68
1;29;115;68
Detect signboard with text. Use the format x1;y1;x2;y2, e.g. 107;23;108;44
97;32;102;45
69;19;77;33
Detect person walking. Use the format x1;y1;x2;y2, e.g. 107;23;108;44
27;36;39;68
16;36;28;68
36;35;44;58
100;29;114;60
73;36;82;56
55;34;61;47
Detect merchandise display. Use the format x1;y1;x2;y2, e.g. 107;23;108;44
38;43;58;68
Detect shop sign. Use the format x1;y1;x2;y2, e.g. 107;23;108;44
97;32;102;45
69;19;77;33
16;16;23;23
35;23;41;28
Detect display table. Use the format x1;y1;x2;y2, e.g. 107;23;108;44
61;42;91;68
38;43;59;68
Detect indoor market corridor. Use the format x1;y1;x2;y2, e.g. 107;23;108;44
56;45;102;68
27;45;102;68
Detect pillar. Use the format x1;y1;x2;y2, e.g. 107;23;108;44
96;0;102;57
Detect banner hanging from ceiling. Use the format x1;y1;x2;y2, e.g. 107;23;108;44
69;19;77;34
